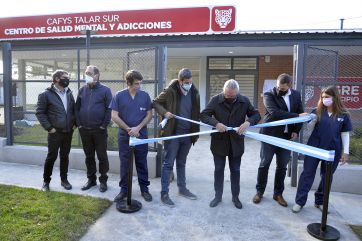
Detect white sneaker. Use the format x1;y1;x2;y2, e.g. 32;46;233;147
292;204;302;213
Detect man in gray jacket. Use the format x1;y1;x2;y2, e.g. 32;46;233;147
36;69;75;191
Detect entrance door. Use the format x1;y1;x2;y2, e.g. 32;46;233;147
206;57;258;105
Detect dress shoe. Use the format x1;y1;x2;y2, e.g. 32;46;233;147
232;196;243;209
141;192;153;202
209;197;222;208
41;182;50;191
61;180;72;190
81;180;97;191
99;182;107;192
114;191;127;202
273;194;288;207
252;192;263;204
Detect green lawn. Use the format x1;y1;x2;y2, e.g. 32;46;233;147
350;225;362;240
0;184;112;241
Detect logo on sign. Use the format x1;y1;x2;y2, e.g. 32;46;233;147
215;9;232;29
211;6;235;32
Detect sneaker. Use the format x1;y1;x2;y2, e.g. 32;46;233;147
141;192;153;202
114;191;127;202
178;189;197;200
99;183;107;193
81;179;97;191
61;180;72;190
41;182;50;192
161;193;175;208
292;204;302;213
314;204;329;213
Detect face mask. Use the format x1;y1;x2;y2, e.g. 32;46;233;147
182;83;192;92
85;75;94;84
225;97;236;104
277;89;288;96
59;78;69;88
323;97;333;107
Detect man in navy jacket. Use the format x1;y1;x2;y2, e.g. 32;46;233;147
75;65;112;192
253;73;307;207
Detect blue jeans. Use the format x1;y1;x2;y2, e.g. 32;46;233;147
256;142;291;195
213;154;242;198
161;136;192;194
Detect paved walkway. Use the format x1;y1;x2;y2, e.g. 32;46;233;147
1;136;361;241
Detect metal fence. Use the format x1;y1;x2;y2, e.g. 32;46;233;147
301;45;362;164
0;46;4;137
10;47;158;151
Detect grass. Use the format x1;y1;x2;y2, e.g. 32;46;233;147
0;184;112;241
350;225;362;240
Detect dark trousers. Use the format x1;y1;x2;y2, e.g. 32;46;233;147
213;153;242;199
79;128;109;183
161;137;192;194
295;156;339;206
256;142;291;195
118;138;150;193
43;131;73;183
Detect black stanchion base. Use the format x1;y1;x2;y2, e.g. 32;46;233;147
307;223;340;241
116;199;142;213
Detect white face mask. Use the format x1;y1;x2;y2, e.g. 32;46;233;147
85;75;94;84
323;97;333;107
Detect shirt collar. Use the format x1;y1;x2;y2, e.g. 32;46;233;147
54;85;68;94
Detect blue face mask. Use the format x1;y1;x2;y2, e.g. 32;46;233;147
182;83;192;91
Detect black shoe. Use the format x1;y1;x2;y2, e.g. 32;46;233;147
99;183;107;193
141;192;153;202
179;189;197;200
209;197;222;207
81;180;97;191
161;193;175;208
232;196;243;209
61;180;72;190
114;191;127;202
41;182;50;192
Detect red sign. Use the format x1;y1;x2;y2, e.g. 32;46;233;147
305;78;362;110
0;6;236;40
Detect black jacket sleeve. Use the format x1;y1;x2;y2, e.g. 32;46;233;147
200;96;219;127
102;87;113;128
263;91;299;120
245;98;261;125
35;92;52;131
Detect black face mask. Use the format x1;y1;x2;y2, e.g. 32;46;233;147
59;78;70;88
277;89;288;96
225;97;236;104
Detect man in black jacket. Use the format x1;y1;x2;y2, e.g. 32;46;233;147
36;69;75;191
253;73;307;207
75;65;112;192
201;79;261;209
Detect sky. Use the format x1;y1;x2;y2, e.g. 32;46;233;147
0;0;361;31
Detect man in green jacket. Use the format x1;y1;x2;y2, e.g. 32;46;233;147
153;68;200;208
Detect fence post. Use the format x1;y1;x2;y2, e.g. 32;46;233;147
2;42;13;145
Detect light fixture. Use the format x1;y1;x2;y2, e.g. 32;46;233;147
228;51;234;54
265;56;271;63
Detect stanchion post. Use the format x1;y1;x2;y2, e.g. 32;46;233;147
307;161;340;241
116;146;142;213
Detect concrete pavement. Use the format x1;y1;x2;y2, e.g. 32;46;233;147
0;136;361;241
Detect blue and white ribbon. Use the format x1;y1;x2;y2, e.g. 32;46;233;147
134;114;334;162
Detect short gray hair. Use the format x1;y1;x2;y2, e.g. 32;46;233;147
223;79;239;92
178;68;192;80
